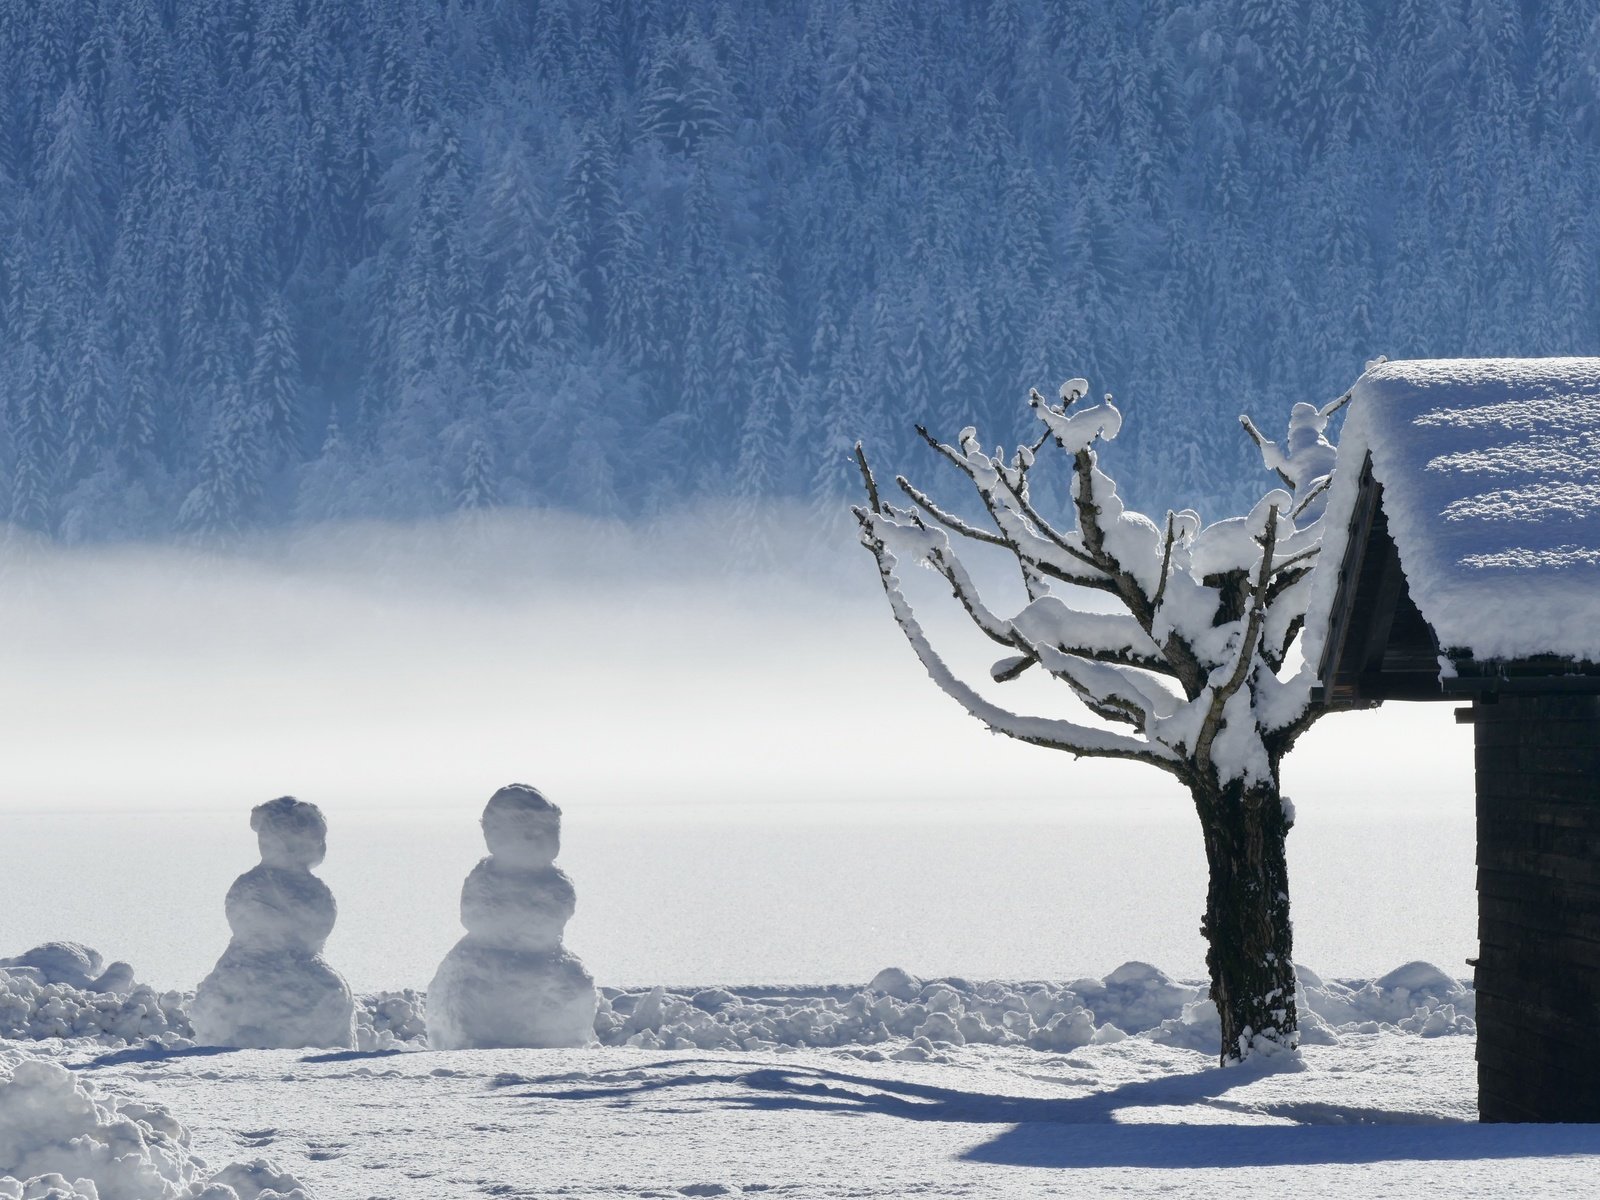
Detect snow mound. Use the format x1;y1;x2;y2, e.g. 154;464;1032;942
1296;962;1474;1043
204;1160;311;1200
0;946;134;994
0;959;422;1054
0;1050;313;1199
0;954;1474;1058
353;991;427;1052
0;953;192;1047
594;962;1474;1054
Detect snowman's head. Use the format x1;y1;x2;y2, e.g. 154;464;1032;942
481;783;561;867
252;795;328;868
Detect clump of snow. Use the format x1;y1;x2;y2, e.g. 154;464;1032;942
0;965;192;1047
1295;961;1474;1043
353;991;427;1052
191;798;355;1050
0;945;189;1047
428;785;597;1049
865;967;921;1001
592;961;1474;1054
0;1050;313;1200
204;1159;311;1200
0;946;134;995
1244;400;1341;522
1307;357;1600;665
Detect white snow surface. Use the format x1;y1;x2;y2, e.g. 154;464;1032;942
0;958;1558;1198
11;1004;1597;1199
1308;357;1600;664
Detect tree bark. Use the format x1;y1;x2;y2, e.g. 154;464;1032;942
1193;776;1297;1064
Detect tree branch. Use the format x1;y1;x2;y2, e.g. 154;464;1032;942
853;442;881;514
1239;415;1295;489
896;475;1008;547
1194;502;1280;773
853;507;1182;772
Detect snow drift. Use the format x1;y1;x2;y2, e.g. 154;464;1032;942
593;961;1474;1057
0;942;1472;1059
0;1050;312;1199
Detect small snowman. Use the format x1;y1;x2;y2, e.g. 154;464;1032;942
428;784;596;1049
191;796;355;1049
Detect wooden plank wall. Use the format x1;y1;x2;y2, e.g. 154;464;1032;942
1475;693;1600;1121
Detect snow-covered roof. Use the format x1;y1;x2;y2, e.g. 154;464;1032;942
1308;358;1600;666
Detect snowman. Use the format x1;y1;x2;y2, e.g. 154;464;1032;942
191;796;355;1049
428;784;596;1049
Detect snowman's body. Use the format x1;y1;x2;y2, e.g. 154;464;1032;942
428;785;596;1049
191;797;355;1049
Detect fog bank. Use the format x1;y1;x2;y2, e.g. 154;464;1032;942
0;505;1468;821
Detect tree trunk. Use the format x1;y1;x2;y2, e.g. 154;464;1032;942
1193;776;1297;1064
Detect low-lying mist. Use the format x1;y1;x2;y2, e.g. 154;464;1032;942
1;502;1468;821
0;504;1479;984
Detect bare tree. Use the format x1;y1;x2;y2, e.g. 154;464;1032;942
853;382;1348;1063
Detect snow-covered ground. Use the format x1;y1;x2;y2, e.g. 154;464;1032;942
16;1028;1600;1198
8;958;1597;1198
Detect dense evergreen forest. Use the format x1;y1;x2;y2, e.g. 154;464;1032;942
2;0;1597;541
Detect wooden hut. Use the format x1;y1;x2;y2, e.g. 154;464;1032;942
1311;358;1600;1122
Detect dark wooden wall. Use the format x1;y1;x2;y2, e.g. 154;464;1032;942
1475;693;1600;1122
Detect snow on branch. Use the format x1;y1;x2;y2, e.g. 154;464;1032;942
855;381;1339;791
854;449;1182;772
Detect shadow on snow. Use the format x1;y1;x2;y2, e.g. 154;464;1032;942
496;1057;1600;1170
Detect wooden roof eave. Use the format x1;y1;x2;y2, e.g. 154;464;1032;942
1312;454;1449;708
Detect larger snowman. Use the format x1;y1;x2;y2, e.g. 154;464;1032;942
428;784;596;1049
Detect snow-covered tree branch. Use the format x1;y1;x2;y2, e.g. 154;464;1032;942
854;380;1344;1063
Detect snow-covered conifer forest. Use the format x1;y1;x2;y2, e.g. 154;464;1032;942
3;0;1596;539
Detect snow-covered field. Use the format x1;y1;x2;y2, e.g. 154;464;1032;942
6;965;1599;1200
9;954;1597;1198
41;1037;1551;1199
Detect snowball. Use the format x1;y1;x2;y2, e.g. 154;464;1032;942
250;797;327;870
0;946;187;1047
427;786;596;1049
354;990;427;1052
479;784;561;870
866;967;921;1001
578;962;1478;1057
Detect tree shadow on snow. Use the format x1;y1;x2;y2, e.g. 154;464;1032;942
299;1047;406;1063
71;1043;239;1070
72;1044;405;1070
504;1058;1600;1169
